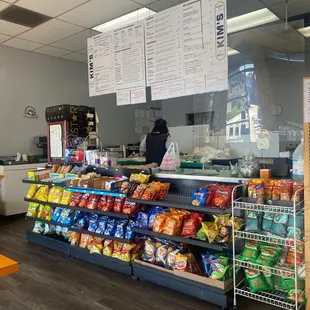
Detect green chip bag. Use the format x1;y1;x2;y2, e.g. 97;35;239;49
240;241;259;262
262;270;275;291
244;269;269;293
255;245;283;267
194;227;207;241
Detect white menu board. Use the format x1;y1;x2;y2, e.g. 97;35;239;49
145;6;183;85
88;21;146;98
146;0;228;99
88;32;115;97
114;21;146;90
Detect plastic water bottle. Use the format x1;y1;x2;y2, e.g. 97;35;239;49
292;139;304;182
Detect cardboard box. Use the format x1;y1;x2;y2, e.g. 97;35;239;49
28;169;52;181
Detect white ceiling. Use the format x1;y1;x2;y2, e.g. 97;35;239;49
0;0;309;63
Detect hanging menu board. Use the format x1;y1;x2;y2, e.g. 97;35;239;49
87;0;227;102
88;21;146;98
146;0;227;100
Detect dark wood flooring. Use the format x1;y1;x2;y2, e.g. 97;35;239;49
0;216;277;310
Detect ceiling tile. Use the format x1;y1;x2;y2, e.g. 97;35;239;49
58;0;142;28
2;37;43;50
78;48;87;54
0;33;10;42
0;1;10;11
34;45;70;57
268;0;310;18
16;0;89;18
18;19;84;44
0;19;30;36
149;0;187;11
132;0;159;5
227;0;265;19
51;29;99;51
62;52;86;62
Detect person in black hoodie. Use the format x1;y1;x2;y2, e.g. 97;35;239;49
139;118;172;165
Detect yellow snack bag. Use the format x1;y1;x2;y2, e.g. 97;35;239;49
102;239;113;257
48;187;63;203
37;205;45;218
202;222;219;244
34;186;49;202
112;242;123;259
174;254;188;271
42;205;53;221
119;243;135;262
60;190;73;205
26;203;39;217
26;185;38;199
213;214;230;227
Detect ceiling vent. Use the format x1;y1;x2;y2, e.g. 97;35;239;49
0;5;51;28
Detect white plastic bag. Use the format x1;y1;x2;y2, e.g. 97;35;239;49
160;142;180;170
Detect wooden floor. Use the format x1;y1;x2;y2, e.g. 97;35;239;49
0;216;277;310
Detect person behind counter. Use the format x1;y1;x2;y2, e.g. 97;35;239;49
139;118;172;165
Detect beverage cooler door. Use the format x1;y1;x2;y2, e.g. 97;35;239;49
47;121;67;164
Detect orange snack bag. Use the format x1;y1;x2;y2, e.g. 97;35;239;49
152;214;167;233
79;234;91;249
162;217;179;236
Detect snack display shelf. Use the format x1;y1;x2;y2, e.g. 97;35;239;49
128;194;232;215
25;216;70;228
22;178;66;187
65;187;126;198
69;228;132;244
132;228;227;251
234;258;295;278
233;198;303;215
26;231;132;275
24;198;131;219
69;246;132;276
235;284;302;310
26;230;71;255
132;260;231;308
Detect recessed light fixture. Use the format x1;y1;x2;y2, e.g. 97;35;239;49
227;8;279;34
228;47;240;56
298;26;310;37
92;7;156;33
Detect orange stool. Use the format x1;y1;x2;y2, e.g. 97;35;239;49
0;255;18;277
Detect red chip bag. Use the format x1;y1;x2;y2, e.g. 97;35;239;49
113;197;125;213
86;194;100;210
79;193;90;208
213;185;233;210
98;196;114;212
201;184;216;206
181;213;203;237
122;199;138;216
69;192;83;206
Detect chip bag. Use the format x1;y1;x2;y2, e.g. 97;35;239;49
244;269;269;293
119;243;135;263
113;197;125;213
122;200;138;216
37;205;45;219
213;214;230;227
60;190;73;205
142;240;156;263
152;214;167;233
131;184;147;199
102;239;113;256
181;212;203;237
70;232;81;246
42;205;53;221
86;194;100;210
174;254;188;272
162;216;180;236
191;188;208;206
240;241;259;262
95;216;109;234
213;185;233;210
79;233;91;249
111;241;123;259
135;211;149;229
26;185;37;199
104;218;116;236
194;227;207;241
114;220;127;239
26;203;39;217
88;214;99;232
32;221;45;234
79;193;90;208
34;185;49;202
166;248;179;270
69;192;83;206
89;237;104;255
48;186;63;203
202;222;219;244
52;207;63;222
155;243;171;267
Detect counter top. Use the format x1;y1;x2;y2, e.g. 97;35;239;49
154;169;247;183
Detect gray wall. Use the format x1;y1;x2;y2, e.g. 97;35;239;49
0;45;142;155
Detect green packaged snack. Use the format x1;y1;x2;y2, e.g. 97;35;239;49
32;221;45;234
287;213;304;240
240;241;259;262
245;211;262;232
262;270;275;290
287;289;306;304
244;269;269;293
255;245;283;267
209;263;229;280
194;227;207;241
262;212;274;233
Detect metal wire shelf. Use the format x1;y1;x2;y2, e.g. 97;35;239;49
233;198;303;215
234;258;295;278
235;285;303;310
234;230;288;246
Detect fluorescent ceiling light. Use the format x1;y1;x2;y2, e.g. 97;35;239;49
227;8;279;34
92;8;156;33
298;26;310;37
228;47;240;56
